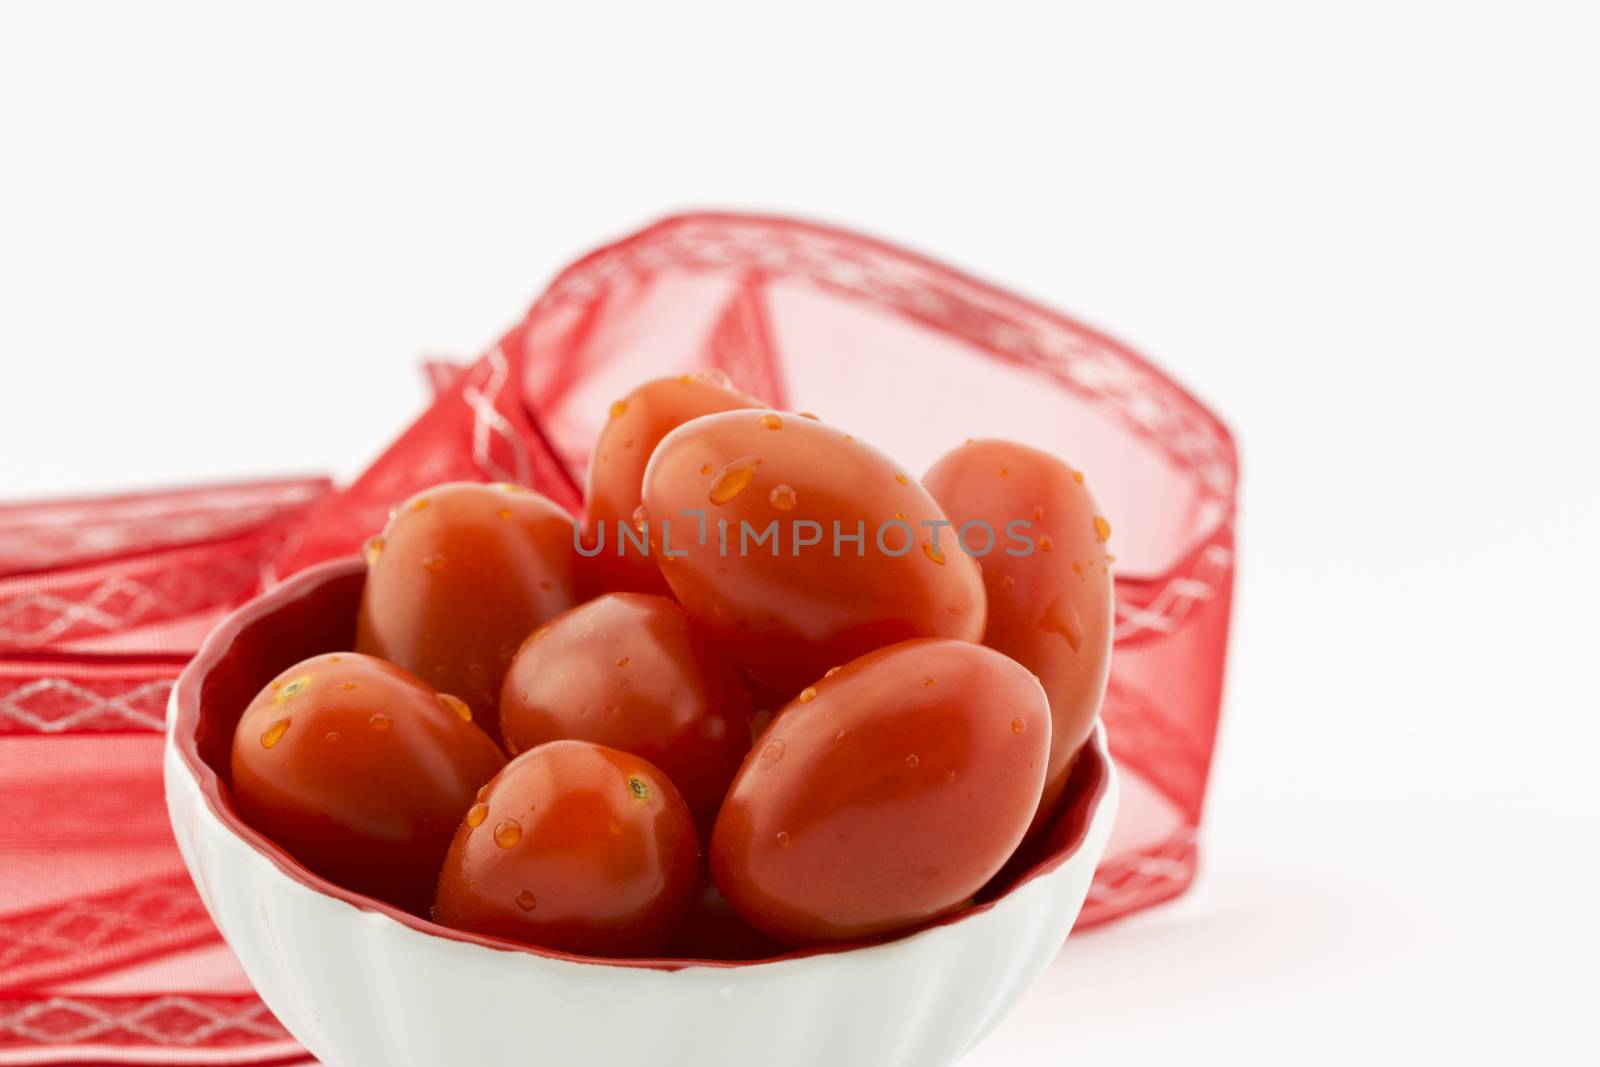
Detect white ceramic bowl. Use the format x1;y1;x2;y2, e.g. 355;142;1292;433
164;558;1119;1067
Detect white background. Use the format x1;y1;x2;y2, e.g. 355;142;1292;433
4;2;1598;1063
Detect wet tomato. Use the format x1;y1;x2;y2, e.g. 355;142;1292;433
498;592;753;832
709;638;1049;947
641;410;986;703
583;372;763;594
230;652;506;915
356;481;580;740
924;439;1114;837
433;740;698;958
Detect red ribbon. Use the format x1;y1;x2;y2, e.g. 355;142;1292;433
0;213;1236;1064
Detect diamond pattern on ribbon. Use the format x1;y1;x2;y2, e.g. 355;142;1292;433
0;479;329;580
0;538;268;651
1114;543;1234;643
0;874;217;995
462;345;535;488
0;660;179;734
0;995;295;1051
1078;828;1199;928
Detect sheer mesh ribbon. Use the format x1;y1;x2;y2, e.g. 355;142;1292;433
0;213;1235;1063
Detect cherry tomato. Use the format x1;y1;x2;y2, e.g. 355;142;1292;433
498;592;753;832
641;411;986;703
356;481;580;740
583;373;763;595
709;638;1049;947
924;439;1114;837
231;652;506;915
433;740;698;958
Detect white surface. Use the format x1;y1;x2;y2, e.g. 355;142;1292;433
167;667;1116;1067
5;2;1600;1063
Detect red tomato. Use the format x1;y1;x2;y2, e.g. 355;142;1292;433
433;740;698;958
641;410;986;703
923;440;1114;837
709;638;1049;947
583;373;763;594
231;652;506;914
356;481;580;740
498;592;753;832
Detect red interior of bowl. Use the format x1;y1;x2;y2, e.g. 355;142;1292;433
173;556;1113;970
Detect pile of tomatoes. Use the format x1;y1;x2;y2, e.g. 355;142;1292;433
231;371;1113;959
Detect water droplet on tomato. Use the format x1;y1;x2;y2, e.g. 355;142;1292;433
709;456;761;505
769;484;797;510
516;890;538;912
759;413;784;430
494;820;522;848
1011;718;1027;734
466;803;489;828
905;754;920;769
775;831;792;848
368;713;393;731
260;718;290;748
760;738;787;767
439;693;472;722
1093;515;1112;542
609;399;628;420
797;687;817;704
1041;598;1084;652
